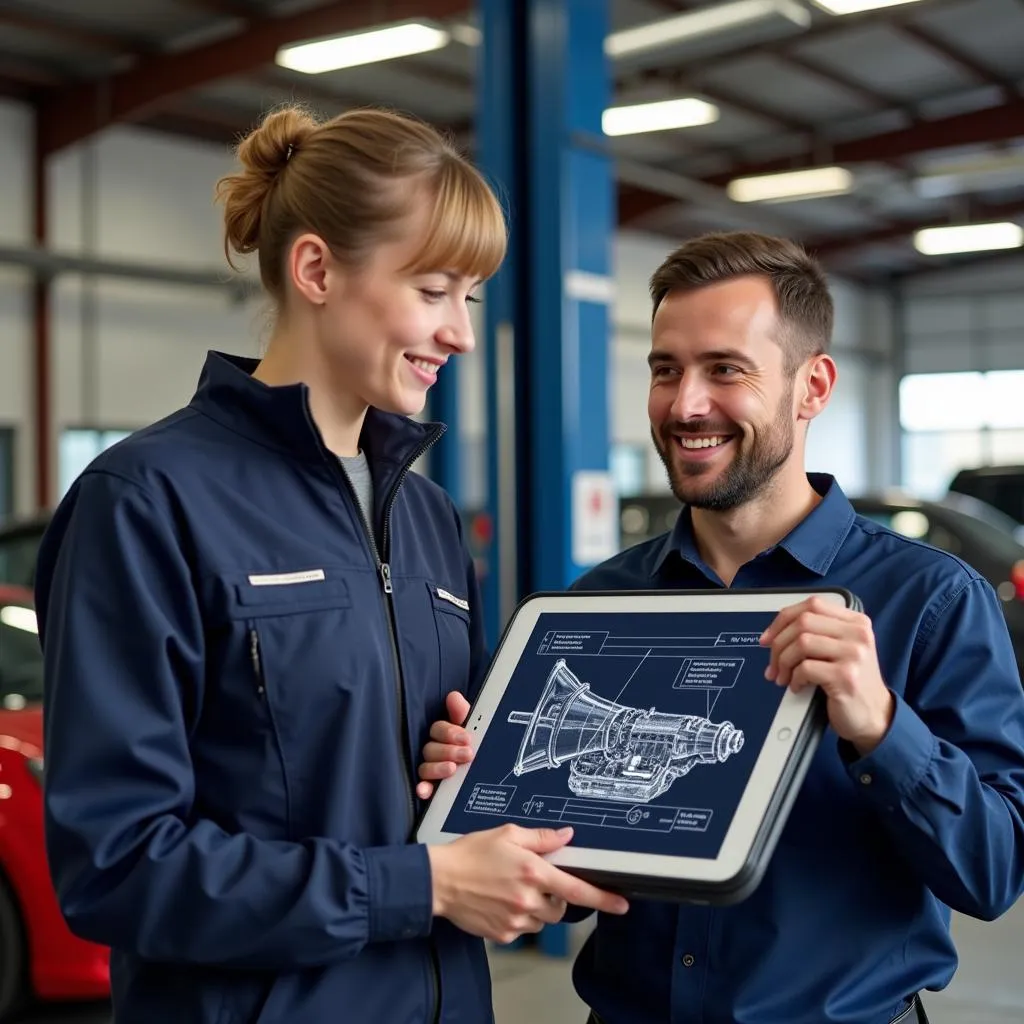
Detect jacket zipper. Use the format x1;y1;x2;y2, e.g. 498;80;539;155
249;627;265;698
323;424;445;1024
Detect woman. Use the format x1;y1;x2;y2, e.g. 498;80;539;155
35;106;626;1024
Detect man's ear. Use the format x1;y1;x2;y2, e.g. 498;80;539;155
287;233;333;306
796;354;837;423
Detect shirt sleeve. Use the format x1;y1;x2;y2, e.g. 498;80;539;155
35;469;433;970
843;575;1024;920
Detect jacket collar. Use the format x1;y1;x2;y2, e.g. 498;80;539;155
653;473;856;578
188;351;444;469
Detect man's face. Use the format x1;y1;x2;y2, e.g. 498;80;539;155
648;275;801;512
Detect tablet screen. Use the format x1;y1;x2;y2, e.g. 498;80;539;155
441;608;782;860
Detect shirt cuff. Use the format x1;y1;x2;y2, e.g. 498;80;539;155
842;691;937;809
363;843;434;943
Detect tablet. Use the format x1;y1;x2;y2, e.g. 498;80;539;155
416;587;861;905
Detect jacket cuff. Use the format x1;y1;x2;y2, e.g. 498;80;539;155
842;691;937;810
364;843;434;943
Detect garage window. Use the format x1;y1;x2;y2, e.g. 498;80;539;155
900;371;1024;499
59;428;134;499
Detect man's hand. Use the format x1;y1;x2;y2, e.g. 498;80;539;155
428;824;629;944
416;691;474;801
760;596;895;756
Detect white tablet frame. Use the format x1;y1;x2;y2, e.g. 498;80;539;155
417;588;852;892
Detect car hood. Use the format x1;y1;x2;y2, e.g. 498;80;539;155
0;705;43;757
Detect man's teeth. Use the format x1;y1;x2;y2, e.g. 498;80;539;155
410;358;437;373
679;436;729;449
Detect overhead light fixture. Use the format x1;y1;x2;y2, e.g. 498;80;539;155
726;166;854;203
276;20;450;74
606;0;811;58
913;222;1024;256
0;605;37;634
810;0;924;14
603;98;719;137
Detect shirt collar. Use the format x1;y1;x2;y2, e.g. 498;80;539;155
653;473;856;579
188;350;444;469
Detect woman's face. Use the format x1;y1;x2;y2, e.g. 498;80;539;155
294;208;481;418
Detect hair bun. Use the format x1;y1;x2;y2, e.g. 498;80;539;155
217;107;319;258
238;108;318;177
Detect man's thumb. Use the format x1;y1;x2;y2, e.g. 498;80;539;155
515;826;574;853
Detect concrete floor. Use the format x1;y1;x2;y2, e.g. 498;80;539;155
15;901;1024;1023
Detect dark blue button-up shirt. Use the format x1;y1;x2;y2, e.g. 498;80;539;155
569;474;1024;1024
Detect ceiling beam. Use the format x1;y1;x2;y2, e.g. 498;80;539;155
808;199;1024;257
897;24;1020;100
628;66;815;136
0;7;140;52
778;51;906;116
36;0;469;157
172;0;261;17
702;98;1024;184
672;0;965;77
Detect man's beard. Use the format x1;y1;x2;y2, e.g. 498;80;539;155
652;388;794;512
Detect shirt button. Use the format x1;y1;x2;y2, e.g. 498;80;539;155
859;773;873;785
681;953;695;967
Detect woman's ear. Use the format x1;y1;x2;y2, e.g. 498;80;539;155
797;354;837;423
287;233;332;306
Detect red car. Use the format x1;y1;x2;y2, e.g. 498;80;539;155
0;583;110;1018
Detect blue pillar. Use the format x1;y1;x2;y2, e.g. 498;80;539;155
478;0;614;640
527;0;615;594
477;0;614;958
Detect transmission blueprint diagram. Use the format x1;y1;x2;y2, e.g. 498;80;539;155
443;609;786;859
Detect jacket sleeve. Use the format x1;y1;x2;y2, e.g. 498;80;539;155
844;574;1024;920
35;469;433;970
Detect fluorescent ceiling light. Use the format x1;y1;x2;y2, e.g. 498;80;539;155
276;21;449;74
606;0;810;58
0;605;37;634
810;0;924;14
603;98;719;137
913;222;1024;256
727;166;854;203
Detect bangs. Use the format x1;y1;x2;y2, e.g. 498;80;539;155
403;160;508;281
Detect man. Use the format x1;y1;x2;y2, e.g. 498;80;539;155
418;231;1024;1024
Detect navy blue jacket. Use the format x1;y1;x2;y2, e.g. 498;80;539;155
35;352;492;1024
568;476;1024;1024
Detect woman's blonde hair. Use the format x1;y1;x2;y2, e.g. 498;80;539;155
215;105;507;300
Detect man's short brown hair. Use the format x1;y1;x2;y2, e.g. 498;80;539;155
649;231;834;371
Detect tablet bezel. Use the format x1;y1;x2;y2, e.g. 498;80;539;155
416;587;854;893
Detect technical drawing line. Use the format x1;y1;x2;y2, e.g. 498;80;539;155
611;648;651;704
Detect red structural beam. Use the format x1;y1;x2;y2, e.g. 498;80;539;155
702;99;1024;185
37;0;469;156
809;199;1024;257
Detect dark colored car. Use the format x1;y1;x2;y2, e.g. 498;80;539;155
0;515;49;592
618;491;1024;677
949;465;1024;534
851;492;1024;677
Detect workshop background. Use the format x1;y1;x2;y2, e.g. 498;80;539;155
0;0;1022;1022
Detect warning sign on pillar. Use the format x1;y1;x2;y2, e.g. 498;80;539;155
571;471;618;566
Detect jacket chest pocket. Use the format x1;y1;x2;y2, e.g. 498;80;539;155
427;581;472;695
222;574;390;824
